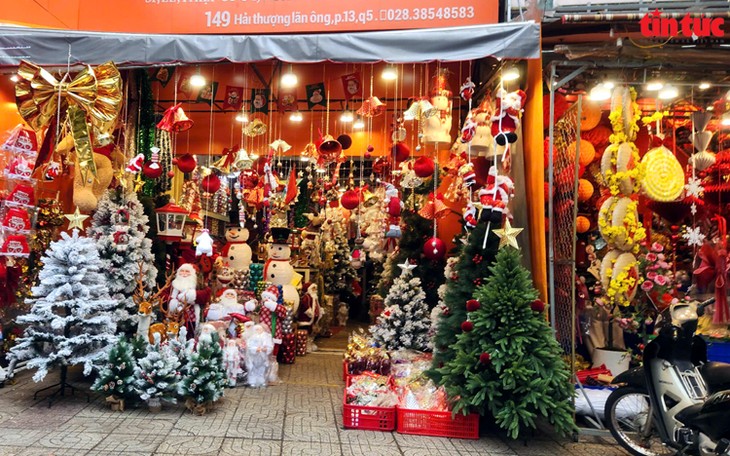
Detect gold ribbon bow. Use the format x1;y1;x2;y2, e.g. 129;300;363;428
15;60;123;132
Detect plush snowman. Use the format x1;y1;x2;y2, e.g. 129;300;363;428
422;69;453;144
221;225;252;271
263;227;300;315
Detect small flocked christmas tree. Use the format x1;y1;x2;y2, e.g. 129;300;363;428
370;262;432;351
433;247;576;439
10;230;119;384
428;220;500;383
92;338;136;403
133;334;181;407
88;188;158;332
323;230;357;297
167;327;193;378
178;331;227;410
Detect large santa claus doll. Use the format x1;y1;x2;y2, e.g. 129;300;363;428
297;283;322;333
168;263;209;335
258;285;288;354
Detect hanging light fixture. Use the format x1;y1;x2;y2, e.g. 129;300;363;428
235;113;249;123
722;112;730;126
289;111;303;122
353;116;365;129
658;85;679;100
699;82;711;90
589;83;612;101
190;72;206;87
9;75;18;82
381;65;397;81
646;80;664;91
281;65;298;88
501;64;520;82
602;80;615;90
340;110;354;123
300;156;310;162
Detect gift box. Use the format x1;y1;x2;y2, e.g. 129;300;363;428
296;329;308;356
277;333;296;364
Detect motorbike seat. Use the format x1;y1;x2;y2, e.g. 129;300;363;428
701;362;730;393
675;403;703;424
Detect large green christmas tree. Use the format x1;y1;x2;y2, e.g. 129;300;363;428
433;247;576;439
428;220;500;380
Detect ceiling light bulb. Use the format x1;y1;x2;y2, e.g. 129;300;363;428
289;111;303;122
316;167;326;174
658;85;679;100
707;106;714;111
340;110;354;123
722;113;730;127
10;75;19;82
353;118;365;129
501;66;520;82
698;82;711;90
381;66;397;81
603;81;615;90
300;156;309;162
589;83;611;101
190;74;206;87
646;80;664;91
235;114;249;123
281;72;298;88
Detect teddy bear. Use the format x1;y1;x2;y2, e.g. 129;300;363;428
61;135;123;211
491;88;526;146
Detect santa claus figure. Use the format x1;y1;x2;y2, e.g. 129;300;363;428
223;339;242;387
297;283;322;334
169;263;201;334
206;288;250;338
258;285;288;353
244;324;274;388
491;88;526;146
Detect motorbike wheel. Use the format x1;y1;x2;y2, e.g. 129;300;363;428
604;386;675;456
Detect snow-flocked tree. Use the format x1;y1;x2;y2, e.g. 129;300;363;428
369;262;431;351
10;229;119;382
133;334;181;406
91;337;136;400
178;331;227;406
87;188;157;332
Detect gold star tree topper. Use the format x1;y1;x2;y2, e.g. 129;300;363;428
65;208;89;230
493;218;523;250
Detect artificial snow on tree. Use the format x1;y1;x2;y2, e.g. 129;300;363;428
369;262;431;351
167;327;193;378
322;227;357;297
9;229;119;386
91;337;136;410
178;327;227;414
133;333;181;411
433;247;576;439
87;188;157;332
428;220;501;382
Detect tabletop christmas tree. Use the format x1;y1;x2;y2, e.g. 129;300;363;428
178;328;226;414
133;333;181;412
433;247;576;439
9;229;119;399
87;188;157;332
322;228;357;297
369;261;431;351
91;337;136;410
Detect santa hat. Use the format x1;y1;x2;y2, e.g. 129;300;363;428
262;284;280;300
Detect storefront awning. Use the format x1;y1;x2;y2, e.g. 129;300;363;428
0;22;540;68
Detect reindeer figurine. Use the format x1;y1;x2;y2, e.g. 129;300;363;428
132;263;182;343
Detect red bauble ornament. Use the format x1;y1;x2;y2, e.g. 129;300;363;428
172;157;179;166
201;174;221;193
466;299;480;312
364;151;372;159
413;156;435;178
460;321;474;332
367;145;374;153
176;154;197;173
393;143;411;163
167;171;175;178
341;189;361;210
142;161;163;179
479;352;491;365
423;237;445;261
530;299;545;313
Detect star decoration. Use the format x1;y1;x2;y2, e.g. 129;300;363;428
683;226;705;247
65;208;89;230
397;260;417;276
685;177;704;198
493;219;523;250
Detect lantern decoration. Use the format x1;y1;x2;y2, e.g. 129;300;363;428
423;236;445;261
580;102;602;131
413;156;435;178
155;202;189;242
577;179;594;203
576;215;591;234
567;139;596;167
641;146;684;202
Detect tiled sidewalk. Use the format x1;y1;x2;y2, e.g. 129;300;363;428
0;349;629;455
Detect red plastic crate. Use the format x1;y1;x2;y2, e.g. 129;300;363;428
396;407;479;439
342;361;348;381
342;393;396;431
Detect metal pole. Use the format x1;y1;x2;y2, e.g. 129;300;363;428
548;62;557;334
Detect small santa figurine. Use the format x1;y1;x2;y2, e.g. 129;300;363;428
206;288;250;338
244;324;274;388
258;285;288;353
297;283;322;335
223;339;242;387
169;263;201;333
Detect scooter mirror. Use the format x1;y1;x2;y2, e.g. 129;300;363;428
670;301;698;327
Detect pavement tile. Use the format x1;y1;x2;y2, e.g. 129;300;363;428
34;431;107;450
112;417;176;435
450;437;516;454
219;437;282;456
19;448;88;456
154;436;224;455
394;433;459;451
283;423;340;444
0;447;25;456
91;431;166;453
339;429;397;445
281;441;341;455
170;408;235;437
56;415;126;434
0;428;45;446
342;442;402;456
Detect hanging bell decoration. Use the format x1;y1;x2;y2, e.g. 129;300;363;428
157;103;194;132
357;96;386;118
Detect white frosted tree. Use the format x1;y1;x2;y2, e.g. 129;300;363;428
87;188;157;330
9;229;119;387
369;263;431;351
133;334;181;407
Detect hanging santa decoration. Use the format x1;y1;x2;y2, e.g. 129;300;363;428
142;147;163;179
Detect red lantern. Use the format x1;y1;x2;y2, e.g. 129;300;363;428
142;161;163;179
176;154;197;173
201;174;221;193
341;189;361;210
530;299;545;313
413;156;435;178
423;237;445;261
393;143;410;163
460;321;474;332
466;299;480;312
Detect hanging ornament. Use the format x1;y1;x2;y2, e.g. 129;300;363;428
157;103;194;132
479;352;491;365
341;188;361;210
393;143;410;163
175;153;197;173
337;134;353;151
356;96;386;118
423;236;445;261
466;299;480;312
143;146;163;179
460;321;474;332
201;174;221;194
413;156;435;178
530;299;546;313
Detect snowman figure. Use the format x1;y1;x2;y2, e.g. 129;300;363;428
221;224;253;271
263;227;300;315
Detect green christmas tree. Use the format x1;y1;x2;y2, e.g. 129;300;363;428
133;334;181;406
428;220;501;381
323;230;357;296
433;247;577;439
92;338;136;401
178;331;227;407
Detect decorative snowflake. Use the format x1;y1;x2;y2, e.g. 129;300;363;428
683;226;706;247
690;203;697;216
685;177;704;198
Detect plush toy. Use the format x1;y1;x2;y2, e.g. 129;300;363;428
223;339;242;386
195;229;214;257
221;225;252;270
68;140;123;212
244;324;274;388
383;183;403;217
491;88;526;146
298;213;324;267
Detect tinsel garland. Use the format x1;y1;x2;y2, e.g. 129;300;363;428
155;129;173;193
136;70;157;197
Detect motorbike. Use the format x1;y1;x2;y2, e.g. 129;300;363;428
605;298;730;456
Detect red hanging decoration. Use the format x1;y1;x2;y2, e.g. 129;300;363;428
341;189;361;210
422;237;445;261
413;156;435;178
460;321;474;332
201;174;221;194
175;154;197;173
466;299;480;312
530;299;546;313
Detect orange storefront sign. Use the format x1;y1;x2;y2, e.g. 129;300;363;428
2;0;499;34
